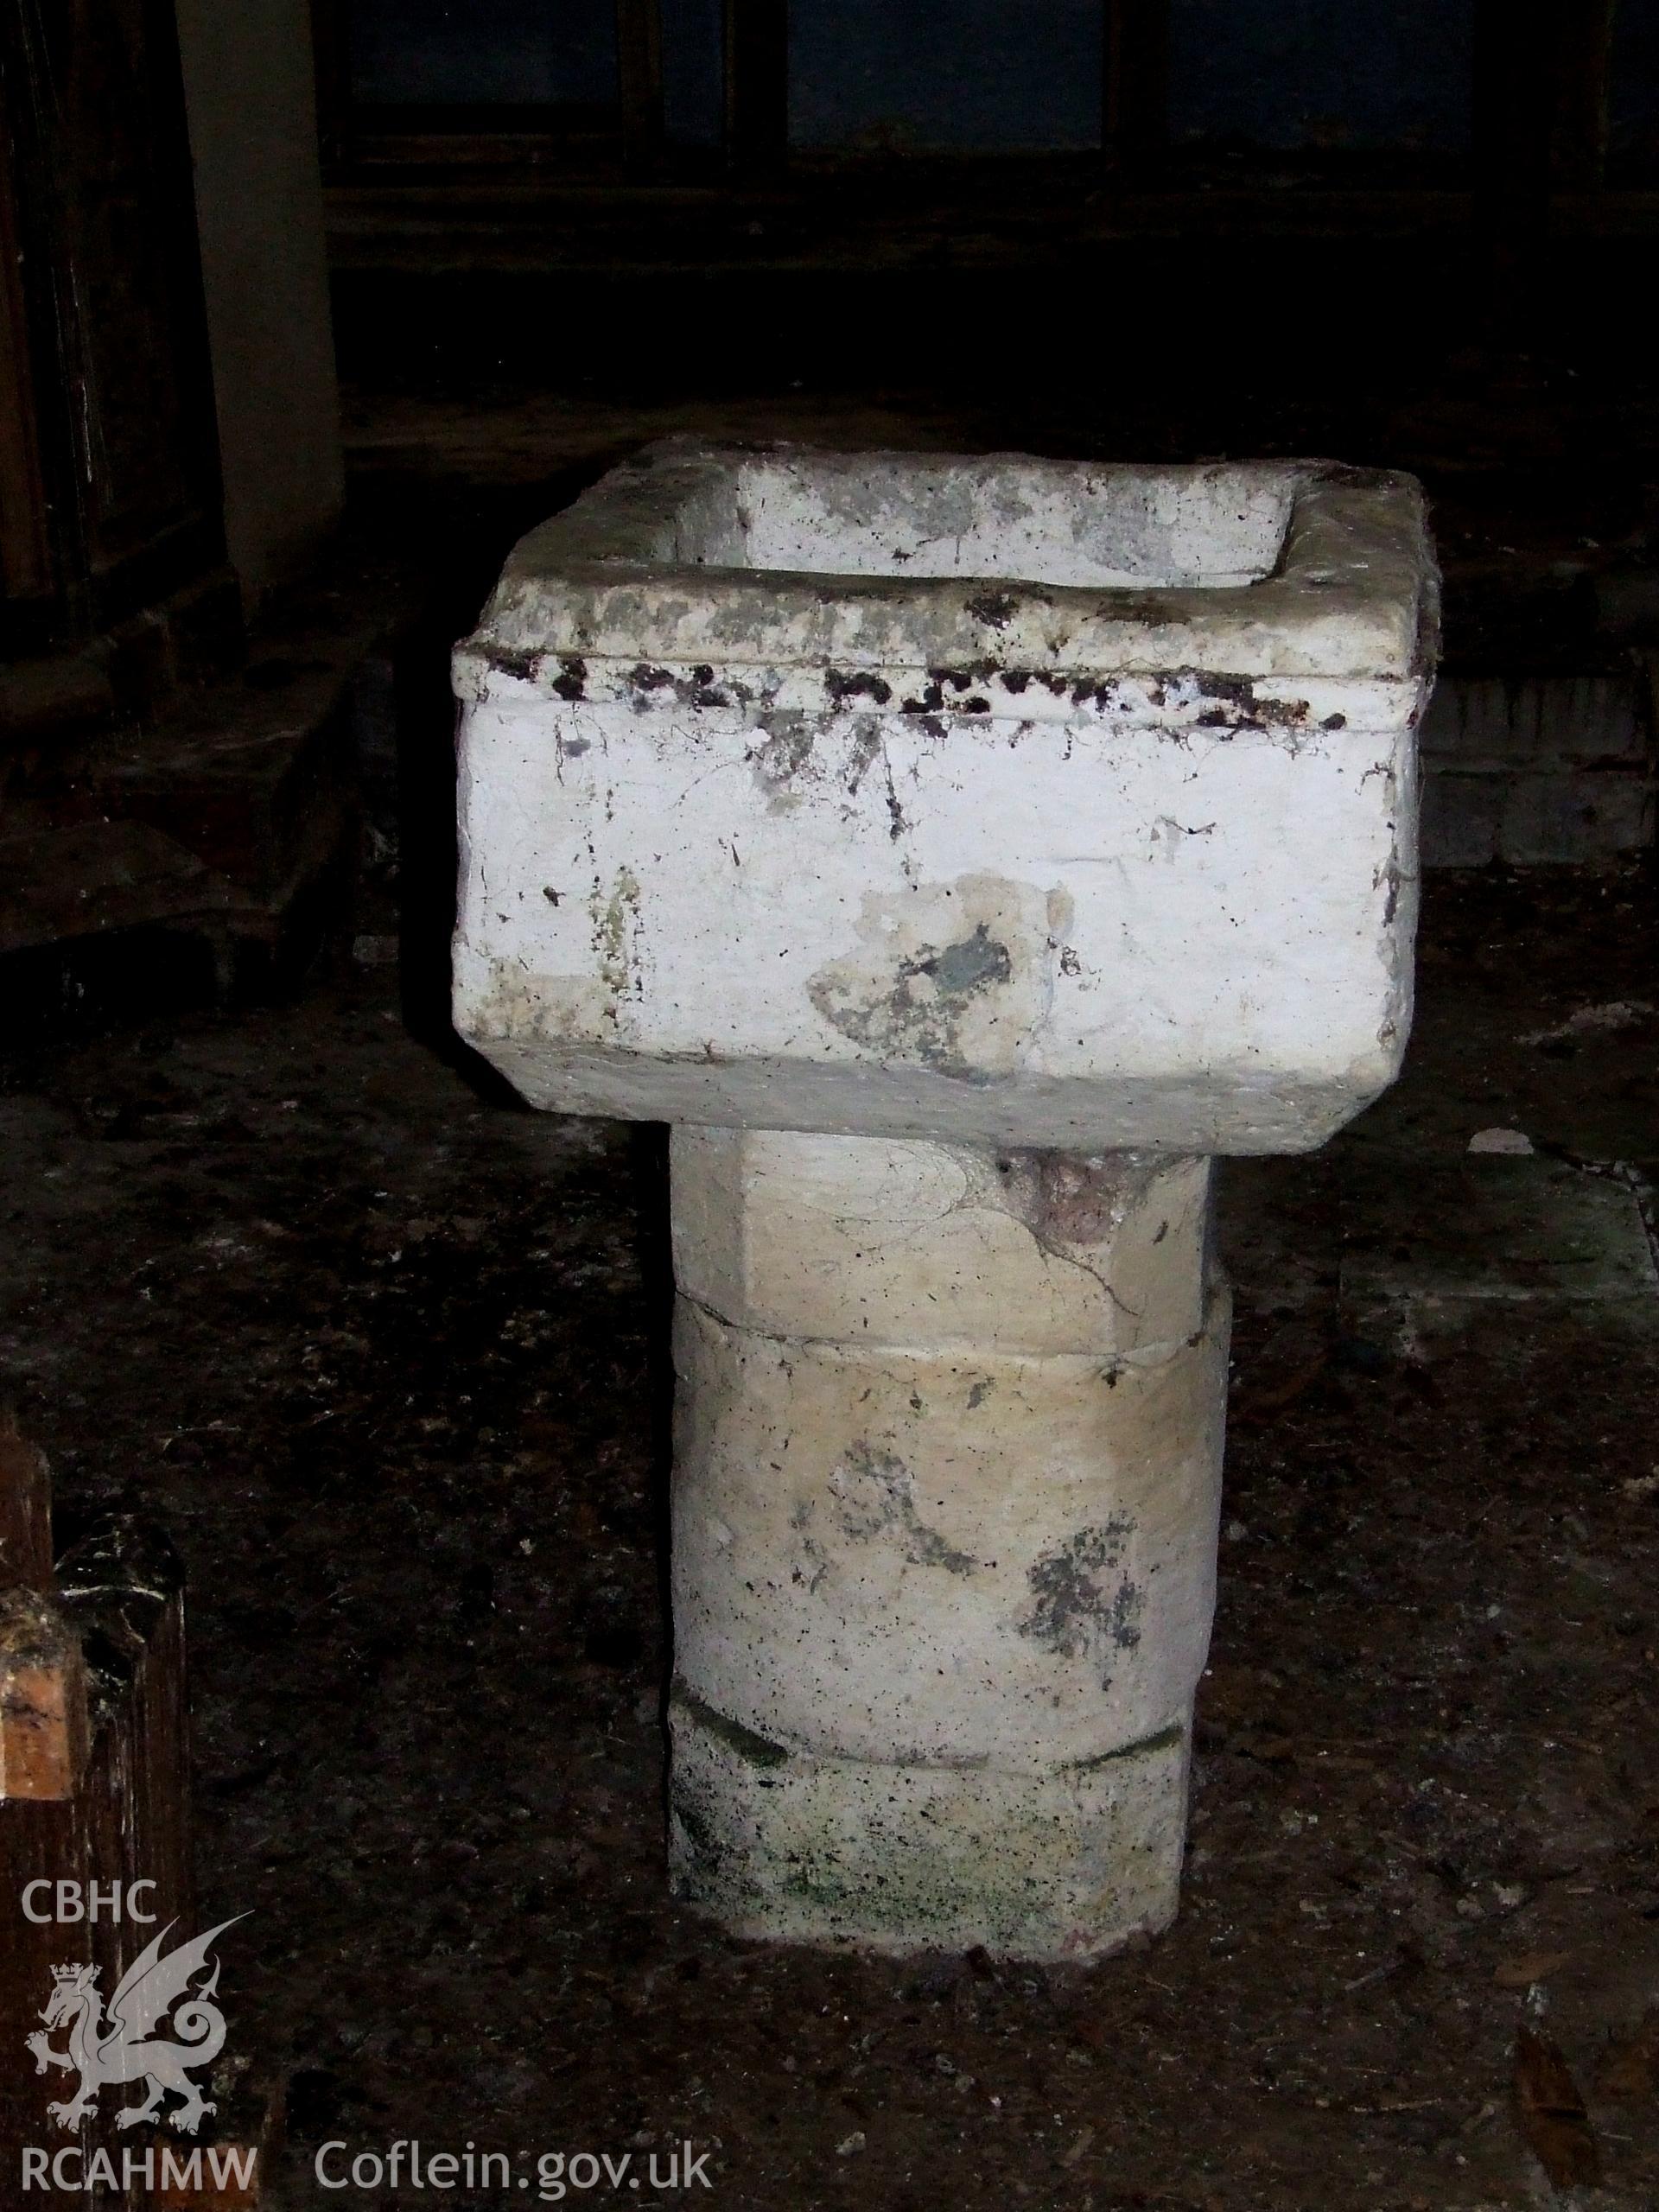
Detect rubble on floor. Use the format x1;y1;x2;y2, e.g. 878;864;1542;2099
0;865;1654;2207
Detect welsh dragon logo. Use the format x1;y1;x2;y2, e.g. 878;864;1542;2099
26;1917;245;2135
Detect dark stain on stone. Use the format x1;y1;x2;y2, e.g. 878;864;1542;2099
965;589;1020;628
628;662;729;710
807;899;1020;1076
914;924;1010;1001
1092;590;1195;626
845;721;883;795
929;662;1001;692
1181;672;1311;736
825;669;893;708
1109;1578;1144;1654
834;1444;976;1577
747;715;816;789
551;654;588;701
1381;856;1402;925
674;1685;789;1769
1019;1517;1142;1663
1065;1722;1184;1773
1197;673;1259;709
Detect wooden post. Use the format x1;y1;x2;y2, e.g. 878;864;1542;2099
0;1412;86;1802
0;1590;89;1800
616;0;665;175
1103;0;1169;173
1;1428;279;2203
0;1409;54;1587
2;1507;189;2204
723;0;788;177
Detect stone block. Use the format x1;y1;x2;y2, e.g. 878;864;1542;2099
1497;768;1655;866
454;442;1435;1155
670;1290;1229;1770
668;1690;1190;1961
1417;768;1504;868
1417;673;1656;868
453;440;1433;1959
671;1128;1212;1358
1419;674;1646;768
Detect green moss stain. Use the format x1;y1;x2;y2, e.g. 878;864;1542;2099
588;865;642;1012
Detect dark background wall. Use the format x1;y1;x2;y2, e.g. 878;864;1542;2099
350;0;620;107
1168;0;1474;154
787;0;1102;152
346;0;1659;164
1613;1;1659;165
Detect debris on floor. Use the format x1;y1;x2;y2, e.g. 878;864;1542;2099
1;867;1655;2207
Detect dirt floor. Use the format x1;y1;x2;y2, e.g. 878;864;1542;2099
2;856;1656;2210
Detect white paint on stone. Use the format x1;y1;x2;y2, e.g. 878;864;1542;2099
451;442;1435;1961
454;441;1435;1154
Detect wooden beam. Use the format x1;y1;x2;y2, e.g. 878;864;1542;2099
616;0;665;175
1103;0;1169;172
0;1408;54;1590
1;1447;282;2200
0;1414;85;1801
0;1591;88;1800
2;1514;190;2203
724;0;788;177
